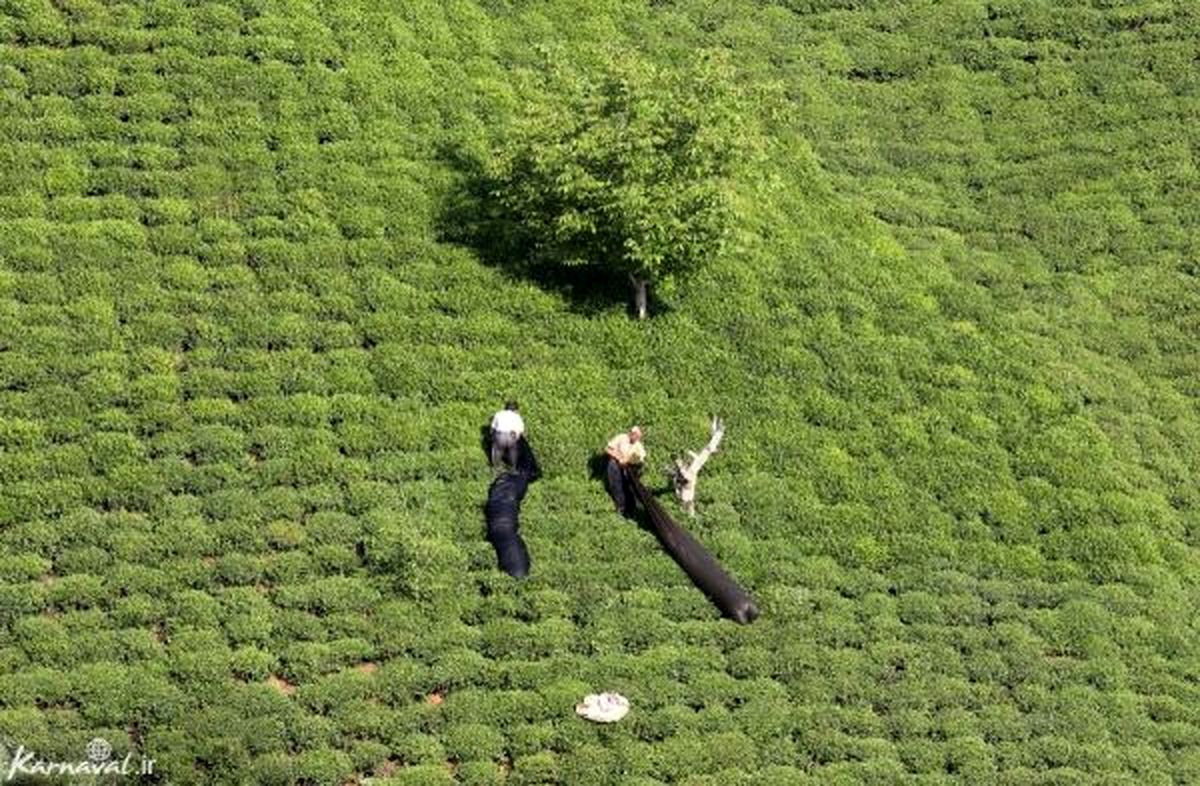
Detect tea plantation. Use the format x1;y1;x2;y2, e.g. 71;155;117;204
1;1;1198;784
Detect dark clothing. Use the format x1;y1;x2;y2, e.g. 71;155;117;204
605;457;638;517
511;434;540;480
485;436;540;578
491;428;521;469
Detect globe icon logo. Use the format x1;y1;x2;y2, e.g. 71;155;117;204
86;737;112;763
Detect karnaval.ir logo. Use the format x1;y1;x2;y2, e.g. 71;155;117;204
85;737;112;764
0;734;156;780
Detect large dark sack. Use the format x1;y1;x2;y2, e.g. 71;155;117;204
627;470;759;624
484;436;540;578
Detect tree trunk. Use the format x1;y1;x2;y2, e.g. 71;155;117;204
671;416;725;517
630;275;649;320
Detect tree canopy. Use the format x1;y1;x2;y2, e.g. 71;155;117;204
487;48;752;317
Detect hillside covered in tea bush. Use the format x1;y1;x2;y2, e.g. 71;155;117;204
0;1;1198;784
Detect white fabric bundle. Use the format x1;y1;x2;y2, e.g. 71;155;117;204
575;692;630;723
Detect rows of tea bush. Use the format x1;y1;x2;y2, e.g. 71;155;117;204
0;0;1198;783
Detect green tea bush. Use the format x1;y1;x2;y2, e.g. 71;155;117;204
166;588;222;630
0;665;72;708
505;749;556;785
230;645;277;681
381;765;456;786
278;640;341;684
442;722;506;763
945;734;997;779
68;660;139;725
12;614;73;667
272;575;380;615
245;751;294;786
391;731;448;767
291;746;355;783
427;647;490;694
451;763;504;786
43;570;108;609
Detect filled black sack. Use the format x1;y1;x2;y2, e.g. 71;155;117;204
627;469;759;624
484;436;540;578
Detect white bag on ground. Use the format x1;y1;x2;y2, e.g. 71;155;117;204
575;692;630;723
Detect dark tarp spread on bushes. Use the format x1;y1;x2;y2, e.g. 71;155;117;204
485;436;541;578
627;468;759;624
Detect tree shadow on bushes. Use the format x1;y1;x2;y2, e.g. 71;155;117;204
479;424;493;464
437;144;666;318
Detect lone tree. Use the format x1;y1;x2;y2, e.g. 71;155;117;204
488;49;749;319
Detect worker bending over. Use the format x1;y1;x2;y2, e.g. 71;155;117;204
604;425;645;516
490;400;524;469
